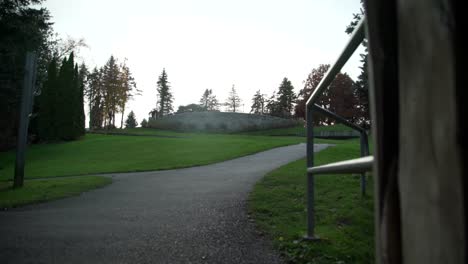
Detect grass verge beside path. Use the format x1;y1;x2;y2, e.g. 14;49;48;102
0;176;111;208
249;140;374;263
0;133;305;181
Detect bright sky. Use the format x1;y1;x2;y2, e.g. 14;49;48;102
44;0;364;124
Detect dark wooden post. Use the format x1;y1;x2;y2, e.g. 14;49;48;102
366;0;461;263
14;52;37;188
396;0;462;263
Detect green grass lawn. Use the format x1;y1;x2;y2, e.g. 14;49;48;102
249;139;374;263
94;124;353;138
91;127;190;137
241;124;353;137
0;176;111;208
0;133;306;181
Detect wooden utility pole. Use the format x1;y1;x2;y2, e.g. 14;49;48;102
14;52;37;188
365;0;461;263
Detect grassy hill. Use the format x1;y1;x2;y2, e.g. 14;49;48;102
147;112;300;133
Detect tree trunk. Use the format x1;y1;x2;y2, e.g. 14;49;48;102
120;105;125;129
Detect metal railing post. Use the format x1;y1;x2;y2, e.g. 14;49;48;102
359;131;370;196
305;104;317;239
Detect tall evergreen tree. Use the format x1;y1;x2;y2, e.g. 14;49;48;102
41;52;83;140
200;89;210;110
199;89;219;111
125;110;138;128
38;58;58;140
225;85;241;112
265;91;281;117
140;118;148;128
250;90;266;114
56;54;75;139
276;78;296;117
155;68;173;117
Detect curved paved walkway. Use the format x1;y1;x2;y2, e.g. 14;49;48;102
0;143;330;264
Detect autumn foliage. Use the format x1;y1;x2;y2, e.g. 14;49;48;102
295;64;358;125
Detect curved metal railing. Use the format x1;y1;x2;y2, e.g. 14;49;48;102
305;16;372;239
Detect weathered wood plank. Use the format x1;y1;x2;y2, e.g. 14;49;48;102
364;0;401;263
397;0;462;263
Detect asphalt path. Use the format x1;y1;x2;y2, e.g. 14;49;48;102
0;143;330;264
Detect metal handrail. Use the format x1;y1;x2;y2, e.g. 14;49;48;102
306;17;367;107
304;16;370;240
307;156;374;174
312;104;366;133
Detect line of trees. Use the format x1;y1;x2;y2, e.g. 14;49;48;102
37;52;86;140
0;0;93;147
175;86;242;114
176;88;220;114
1;0;52;149
142;5;369;124
249;77;296;118
87;56;139;130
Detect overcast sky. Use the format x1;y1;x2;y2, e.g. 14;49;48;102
44;0;364;124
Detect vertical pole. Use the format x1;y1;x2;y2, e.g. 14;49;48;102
305;105;317;239
360;131;370;196
14;52;37;188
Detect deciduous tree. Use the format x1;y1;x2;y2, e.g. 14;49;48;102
87;67;104;130
77;63;87;135
118;60;139;128
295;64;358;125
101;55;120;128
